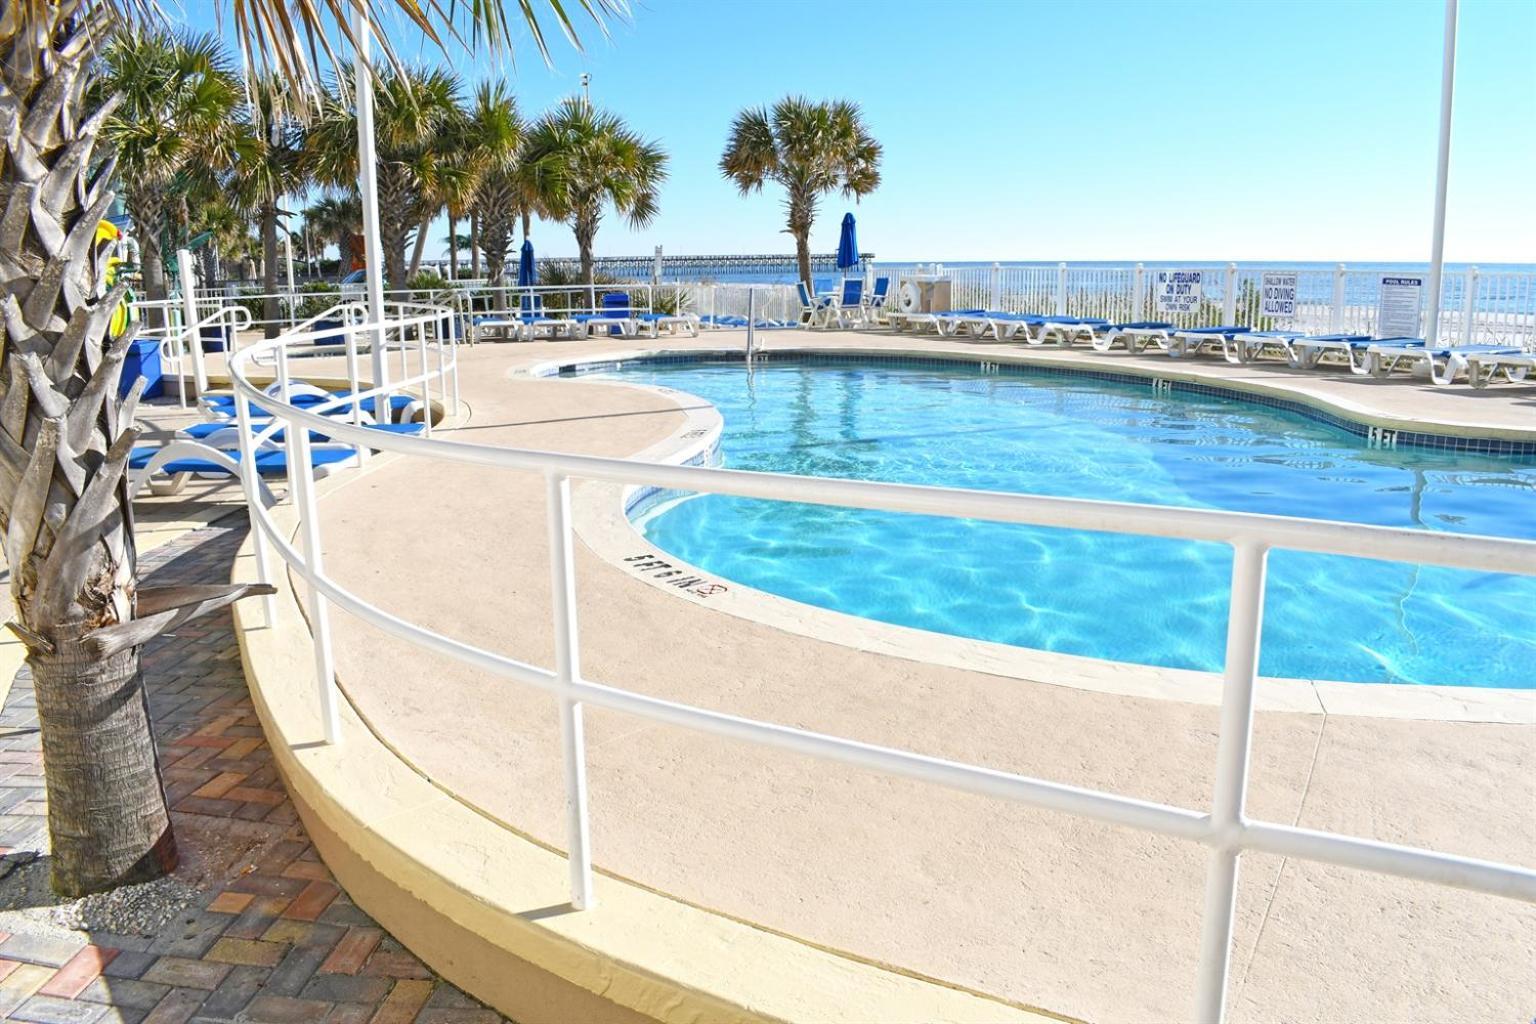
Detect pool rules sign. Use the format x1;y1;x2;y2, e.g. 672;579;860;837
1378;276;1424;338
1260;272;1298;321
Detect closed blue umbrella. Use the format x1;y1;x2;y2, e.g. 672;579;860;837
517;238;536;287
836;212;859;271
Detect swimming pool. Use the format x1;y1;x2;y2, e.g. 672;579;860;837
580;357;1536;688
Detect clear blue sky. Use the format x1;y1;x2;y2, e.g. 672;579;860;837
194;0;1536;264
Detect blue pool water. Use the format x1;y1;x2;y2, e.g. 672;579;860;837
584;359;1536;688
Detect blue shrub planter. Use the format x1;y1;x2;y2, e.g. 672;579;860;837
310;319;347;345
122;337;163;398
200;324;230;351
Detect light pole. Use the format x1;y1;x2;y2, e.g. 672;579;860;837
352;6;390;422
1424;0;1457;348
579;72;591;109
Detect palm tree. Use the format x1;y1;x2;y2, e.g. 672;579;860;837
442;231;472;278
307;67;469;291
96;29;241;310
464;83;528;284
522;98;667;286
0;0;621;898
304;193;363;278
720;96;882;288
230;76;311;337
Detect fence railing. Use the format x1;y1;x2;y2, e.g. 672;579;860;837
221;302;1536;1023
874;262;1536;346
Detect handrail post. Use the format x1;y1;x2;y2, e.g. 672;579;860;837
232;388;278;629
1222;263;1238;324
275;346;297;507
1193;541;1269;1024
416;317;433;438
343;307;367;462
1460;265;1478;344
746;288;756;362
546;472;595;910
289;411;343;746
1330;263;1347;333
176;248;207;398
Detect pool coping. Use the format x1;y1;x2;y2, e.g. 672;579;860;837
527;347;1535;724
230;390;1068;1024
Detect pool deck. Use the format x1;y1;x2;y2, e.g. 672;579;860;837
297;328;1530;1022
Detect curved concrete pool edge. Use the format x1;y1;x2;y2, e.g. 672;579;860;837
539;346;1534;723
228;406;1068;1024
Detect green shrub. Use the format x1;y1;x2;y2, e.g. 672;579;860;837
294;282;343;322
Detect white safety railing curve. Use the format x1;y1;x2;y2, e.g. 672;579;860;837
224;304;1536;1024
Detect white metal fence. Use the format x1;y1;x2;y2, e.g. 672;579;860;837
220;302;1536;1024
874;262;1536;345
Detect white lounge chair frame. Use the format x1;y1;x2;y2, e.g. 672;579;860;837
1093;325;1173;354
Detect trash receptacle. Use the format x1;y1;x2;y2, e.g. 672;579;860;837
122;337;163;398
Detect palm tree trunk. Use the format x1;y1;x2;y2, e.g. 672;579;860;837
447;214;459;280
31;643;177;892
128;189;170;328
575;214;597;288
0;8;175;898
407;215;430;280
788;192;815;289
261;204;281;339
469;213;481;278
1;6;274;899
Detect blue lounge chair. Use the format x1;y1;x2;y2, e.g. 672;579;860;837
635;311;701;338
1090;322;1178;353
899;309;990;337
177;420;425;448
1163;325;1254;359
1229;331;1374;368
1367;341;1525;385
829;279;866;329
1277;335;1423;375
797;281;837;328
573;292;635;338
201;389;422;423
131;421;427;499
1031;317;1113;347
864;277;891;323
1460;348;1534;389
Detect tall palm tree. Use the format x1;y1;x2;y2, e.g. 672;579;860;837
304;192;363;278
307;67;469;291
0;0;622;898
96;30;241;309
522;98;667;286
464;82;528;284
230;76;311;337
720;96;882;288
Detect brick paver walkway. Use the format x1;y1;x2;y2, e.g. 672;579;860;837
0;519;510;1023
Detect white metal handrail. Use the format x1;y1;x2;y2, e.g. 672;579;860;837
136;303;252;407
226;305;1536;1024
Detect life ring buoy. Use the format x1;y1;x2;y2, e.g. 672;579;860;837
897;280;920;313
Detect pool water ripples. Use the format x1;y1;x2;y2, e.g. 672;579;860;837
592;361;1536;688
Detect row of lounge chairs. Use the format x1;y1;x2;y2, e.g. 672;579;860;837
468;293;700;343
879;310;1533;388
130;382;430;498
